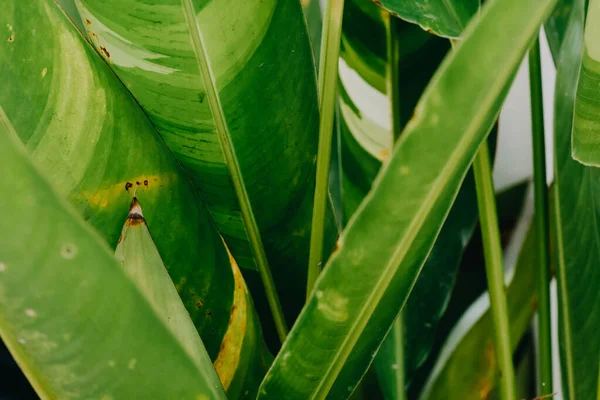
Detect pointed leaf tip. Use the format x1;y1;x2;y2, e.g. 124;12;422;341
126;197;146;226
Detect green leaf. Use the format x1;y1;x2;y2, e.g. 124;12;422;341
544;0;574;63
338;1;499;392
74;0;337;325
419;214;539;400
374;0;479;38
302;0;323;65
0;1;270;395
571;0;600;165
554;0;600;398
0;111;226;400
258;0;556;397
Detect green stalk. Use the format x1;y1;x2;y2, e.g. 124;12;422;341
385;11;406;400
385;12;402;141
181;0;288;342
528;35;553;396
473;144;517;400
307;0;346;299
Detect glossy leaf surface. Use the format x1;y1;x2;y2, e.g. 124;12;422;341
554;0;600;397
374;0;479;38
0;115;226;400
74;0;337;324
259;0;556;397
0;1;269;393
420;217;539;400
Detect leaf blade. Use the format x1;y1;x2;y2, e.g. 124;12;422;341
258;0;556;397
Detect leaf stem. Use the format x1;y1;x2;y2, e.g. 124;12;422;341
181;0;288;342
384;12;406;400
307;0;346;299
473;144;516;400
385;12;402;141
528;35;553;396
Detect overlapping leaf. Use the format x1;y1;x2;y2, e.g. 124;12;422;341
373;0;479;38
258;0;556;397
420;207;539;400
0;114;226;400
74;0;337;326
1;1;270;395
553;0;600;397
339;0;491;394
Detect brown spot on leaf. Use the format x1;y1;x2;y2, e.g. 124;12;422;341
85;18;92;26
196;300;203;309
99;45;110;59
144;180;148;186
7;34;14;42
125;197;146;226
372;0;382;6
125;182;133;192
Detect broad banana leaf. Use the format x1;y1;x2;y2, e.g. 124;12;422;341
338;0;493;393
420;206;539;400
373;0;479;38
572;0;600;165
258;0;556;397
74;0;337;326
0;1;270;395
554;0;600;398
0;112;226;400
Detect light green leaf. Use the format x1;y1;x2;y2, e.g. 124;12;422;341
0;1;270;395
374;0;479;38
74;0;337;325
258;0;556;397
553;0;600;398
0;112;226;400
419;208;539;400
571;0;600;165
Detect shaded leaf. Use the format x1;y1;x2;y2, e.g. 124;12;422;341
553;0;600;397
544;0;574;63
419;209;539;400
258;0;556;397
374;0;479;38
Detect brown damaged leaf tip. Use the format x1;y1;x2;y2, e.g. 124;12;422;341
125;197;146;226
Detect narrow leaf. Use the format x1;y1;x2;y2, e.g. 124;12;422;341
259;0;556;397
554;0;599;397
374;0;479;38
0;113;226;400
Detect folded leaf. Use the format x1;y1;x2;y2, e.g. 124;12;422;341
258;0;556;397
74;0;337;324
0;113;226;400
0;1;270;394
554;0;600;397
571;0;600;165
419;213;539;400
374;0;479;38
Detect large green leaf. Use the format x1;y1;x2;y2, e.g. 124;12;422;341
338;0;493;393
420;205;539;400
374;0;479;38
74;0;337;325
553;0;600;398
258;0;556;397
0;111;226;399
572;0;600;165
1;1;269;395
